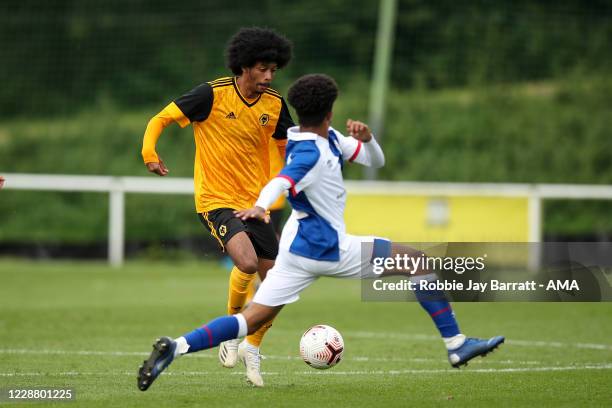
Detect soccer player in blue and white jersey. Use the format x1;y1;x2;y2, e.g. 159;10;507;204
137;74;504;391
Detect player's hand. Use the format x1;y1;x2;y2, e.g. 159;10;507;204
234;206;270;223
347;119;372;142
145;158;169;176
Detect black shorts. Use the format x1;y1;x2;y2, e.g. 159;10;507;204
198;208;278;260
269;208;285;236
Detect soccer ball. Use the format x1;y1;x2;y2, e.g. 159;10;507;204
299;324;344;369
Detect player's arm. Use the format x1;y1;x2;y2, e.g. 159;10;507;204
272;98;294;159
234;177;292;222
141;104;180;176
335;119;385;168
141;83;213;176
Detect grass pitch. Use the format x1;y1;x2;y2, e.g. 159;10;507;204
0;259;610;407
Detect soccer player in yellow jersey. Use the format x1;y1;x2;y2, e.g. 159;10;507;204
268;137;288;237
140;27;293;387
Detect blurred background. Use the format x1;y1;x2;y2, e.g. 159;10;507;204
1;0;612;263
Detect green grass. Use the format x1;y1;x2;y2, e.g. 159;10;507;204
0;259;610;407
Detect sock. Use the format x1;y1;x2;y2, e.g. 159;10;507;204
245;319;274;348
245;278;257;304
173;336;190;357
411;273;461;339
244;339;260;353
182;313;248;354
444;334;466;350
227;267;256;314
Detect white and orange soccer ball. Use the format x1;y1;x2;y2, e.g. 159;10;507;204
299;324;344;369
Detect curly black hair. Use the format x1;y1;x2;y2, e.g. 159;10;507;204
287;74;338;127
225;27;292;75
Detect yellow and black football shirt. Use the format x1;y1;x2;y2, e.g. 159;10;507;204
268;136;287;211
166;77;293;213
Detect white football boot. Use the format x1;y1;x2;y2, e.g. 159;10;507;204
218;339;239;368
238;340;264;387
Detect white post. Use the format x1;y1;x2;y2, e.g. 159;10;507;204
528;191;542;272
108;184;125;268
365;0;397;180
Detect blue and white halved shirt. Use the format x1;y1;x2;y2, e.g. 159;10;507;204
275;126;369;261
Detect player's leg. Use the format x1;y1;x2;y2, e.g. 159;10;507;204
199;210;262;368
237;221;280;378
236;252;315;387
334;235;503;368
137;304;279;391
225;231;260;312
232;258;276;386
379;242;465;348
244;258;274;347
241;302;284;334
225;218;278;322
216;232;261;367
137;253;312;390
377;240;505;367
236;302;282;387
199;211;258;316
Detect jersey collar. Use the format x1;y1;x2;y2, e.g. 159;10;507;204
287;126;318;141
232;77;262;107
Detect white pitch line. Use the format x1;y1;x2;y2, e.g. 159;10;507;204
0;348;543;365
0;364;610;378
344;331;612;351
294;364;612;375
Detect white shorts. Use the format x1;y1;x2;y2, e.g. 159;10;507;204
252;234;385;307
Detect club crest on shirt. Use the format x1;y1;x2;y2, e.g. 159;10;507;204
259;113;270;126
219;225;227;237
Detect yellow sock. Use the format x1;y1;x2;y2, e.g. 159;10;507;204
245;277;257;304
227;266;256;315
246;319;274;348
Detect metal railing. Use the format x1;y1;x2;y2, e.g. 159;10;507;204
2;173;612;267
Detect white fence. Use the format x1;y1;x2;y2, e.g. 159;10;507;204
2;173;612;267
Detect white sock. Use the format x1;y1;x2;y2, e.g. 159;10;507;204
243;338;259;352
235;313;248;338
444;334;466;350
174;336;190;357
409;272;438;284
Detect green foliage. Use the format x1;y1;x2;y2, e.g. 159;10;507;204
379;76;612;184
1;77;611;241
1;1;611;117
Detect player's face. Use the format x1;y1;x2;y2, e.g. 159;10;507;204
245;62;278;94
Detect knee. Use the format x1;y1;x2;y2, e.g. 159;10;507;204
234;257;258;274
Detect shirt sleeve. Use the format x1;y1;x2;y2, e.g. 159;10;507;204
332;128;363;162
173;83;214;126
141;104;176;163
278;140;320;196
272;98;294;140
255;177;292;210
332;128;385;168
